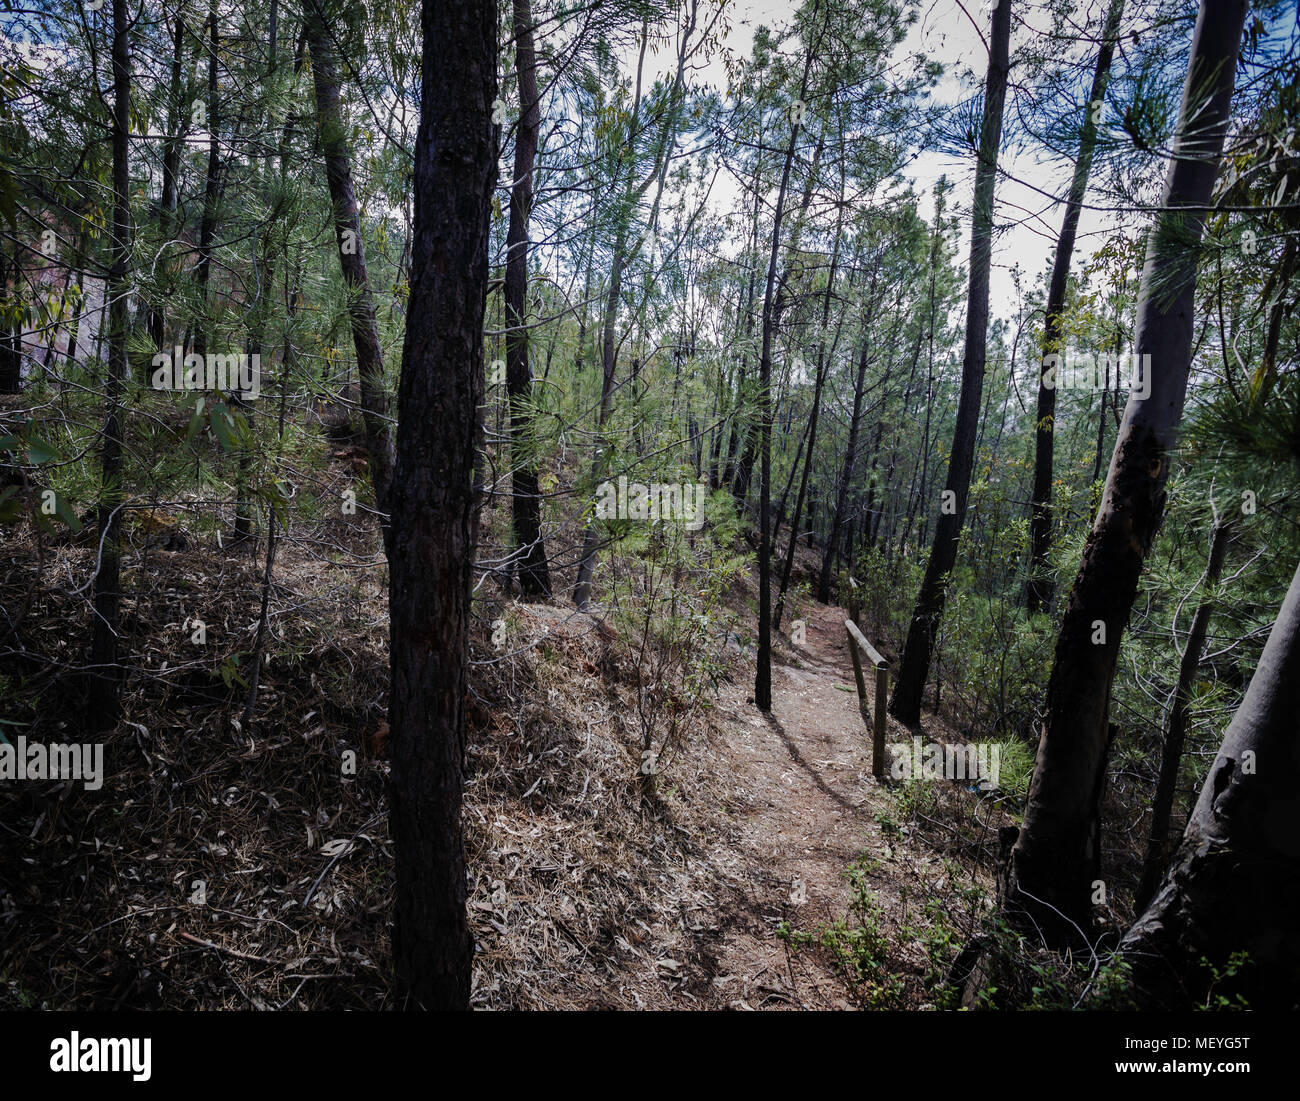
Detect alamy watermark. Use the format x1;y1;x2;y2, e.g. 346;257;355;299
151;347;261;400
0;735;104;790
50;1032;151;1082
888;737;1001;790
595;476;707;531
1041;352;1150;401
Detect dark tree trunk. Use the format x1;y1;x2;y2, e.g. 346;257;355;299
1250;236;1297;408
306;0;396;553
504;0;551;596
1025;0;1125;613
570;219;626;608
1006;0;1248;941
771;412;811;553
88;0;132;732
149;9;187;351
755;40;817;711
572;18;687;606
233;2;284;546
0;247;20;393
389;0;497;1010
726;153;764;502
861;415;887;549
65;265;85;369
889;0;1011;725
1092;273;1127;483
773;222;845;628
774;345;829;634
572;219;595;376
193;2;220;360
571;23;649;609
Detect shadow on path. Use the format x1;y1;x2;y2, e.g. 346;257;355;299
761;709;871;816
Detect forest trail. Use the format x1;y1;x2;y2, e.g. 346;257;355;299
462;585;981;1010
691;597;933;1008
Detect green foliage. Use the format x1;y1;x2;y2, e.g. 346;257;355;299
779;859;904;1007
0;419;83;532
955;915;1137;1010
986;736;1034;806
1197;951;1253;1011
216;653;248;691
605;487;747;786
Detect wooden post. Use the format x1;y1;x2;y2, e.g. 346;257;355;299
846;621;868;714
845;619;889;779
873;663;889;778
847;574;861;630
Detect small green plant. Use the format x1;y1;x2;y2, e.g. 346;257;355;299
1088;955;1136;1009
894;778;939;821
986;736;1035;805
902;910;960;1009
782;859;903;1007
216;653;248;691
1198;951;1252;1010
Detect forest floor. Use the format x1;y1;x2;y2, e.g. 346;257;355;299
0;486;1010;1010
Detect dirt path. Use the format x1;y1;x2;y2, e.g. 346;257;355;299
464;587;974;1009
684;597;922;1008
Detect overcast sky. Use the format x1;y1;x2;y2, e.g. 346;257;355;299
629;0;1171;330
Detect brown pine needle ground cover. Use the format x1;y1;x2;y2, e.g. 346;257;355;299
1;480;1013;1009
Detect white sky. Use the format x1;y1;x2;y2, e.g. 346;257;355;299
630;0;1167;327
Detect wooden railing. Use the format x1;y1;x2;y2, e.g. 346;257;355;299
845;576;889;778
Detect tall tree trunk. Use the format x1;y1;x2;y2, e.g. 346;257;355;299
242;88;294;731
771;410;811;553
818;267;881;604
774;345;830;634
234;0;285;548
187;5;254;543
754;38;819;712
1136;516;1233;910
389;0;496;1010
773;214;845;627
913;254;939;552
737;130;823;521
1117;555;1300;1009
1025;0;1125;613
63;264;86;370
306;0;396;554
725;148;765;502
1092;271;1127;482
149;7;187;351
88;0;132;732
1006;0;1248;941
879;280;934;559
193;1;220;360
570;23;651;609
862;421;885;549
0;247;20;393
572;216;595;376
570;218;627;608
1249;235;1298;408
504;0;551;596
889;0;1011;724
